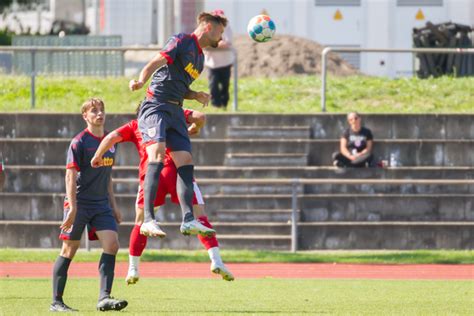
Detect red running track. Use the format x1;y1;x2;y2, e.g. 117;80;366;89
1;262;473;280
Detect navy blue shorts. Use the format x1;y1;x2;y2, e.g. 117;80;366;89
138;100;192;153
59;200;117;241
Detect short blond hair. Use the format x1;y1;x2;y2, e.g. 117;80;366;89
197;11;228;28
81;98;105;114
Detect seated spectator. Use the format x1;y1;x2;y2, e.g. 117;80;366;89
332;112;374;168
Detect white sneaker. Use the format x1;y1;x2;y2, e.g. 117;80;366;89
140;220;166;238
180;219;216;237
211;262;234;281
125;267;139;285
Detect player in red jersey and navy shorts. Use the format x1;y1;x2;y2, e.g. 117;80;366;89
91;108;234;283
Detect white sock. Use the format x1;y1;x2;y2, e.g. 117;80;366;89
208;247;223;266
129;255;140;271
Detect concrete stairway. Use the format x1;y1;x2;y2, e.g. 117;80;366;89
1;113;473;250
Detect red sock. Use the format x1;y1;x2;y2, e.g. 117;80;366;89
129;225;147;256
197;216;219;249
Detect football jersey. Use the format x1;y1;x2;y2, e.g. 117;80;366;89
342;127;373;153
66;129;116;204
146;33;204;104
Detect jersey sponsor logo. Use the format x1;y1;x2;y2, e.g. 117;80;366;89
109;145;116;153
102;157;115;167
148;127;157;138
349;135;366;148
184;62;200;79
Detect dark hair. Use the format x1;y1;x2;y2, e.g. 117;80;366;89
197;12;228;28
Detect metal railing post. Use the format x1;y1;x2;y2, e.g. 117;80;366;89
321;47;331;113
232;49;238;112
30;49;36;109
291;178;299;253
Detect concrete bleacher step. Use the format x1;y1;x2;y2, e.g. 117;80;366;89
3;113;474;140
112;178;305;195
112;178;474;195
5;165;474;193
1;220;471;250
211;209;296;222
0;220;292;250
4;138;474;166
298;221;474;249
216;235;292;250
227;126;311;139
2;192;472;222
225;153;308;167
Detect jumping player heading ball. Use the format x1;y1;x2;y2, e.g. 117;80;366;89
128;12;228;238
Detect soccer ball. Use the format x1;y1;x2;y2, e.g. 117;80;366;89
247;15;276;43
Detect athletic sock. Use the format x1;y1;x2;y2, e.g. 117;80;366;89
208;247;223;266
176;165;195;222
98;253;116;301
129;224;147;256
52;256;72;303
144;162;163;222
197;216;219;250
129;255;140;271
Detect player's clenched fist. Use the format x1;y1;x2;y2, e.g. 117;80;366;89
90;155;103;168
129;79;144;91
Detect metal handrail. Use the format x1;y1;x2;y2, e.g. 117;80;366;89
108;176;474;253
321;47;474;112
0;46;238;111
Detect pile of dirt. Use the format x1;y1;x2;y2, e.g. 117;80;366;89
234;34;358;77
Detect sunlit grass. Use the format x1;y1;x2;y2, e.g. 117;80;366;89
0;75;473;113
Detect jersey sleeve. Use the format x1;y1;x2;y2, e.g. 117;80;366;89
366;128;374;141
183;108;194;124
115;121;136;142
66;138;82;171
160;35;183;64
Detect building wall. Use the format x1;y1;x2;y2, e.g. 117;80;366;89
204;0;474;77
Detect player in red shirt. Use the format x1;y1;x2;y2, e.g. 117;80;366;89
91;109;234;283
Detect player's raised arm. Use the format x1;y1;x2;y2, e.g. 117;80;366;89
91;131;123;168
184;89;210;107
129;53;168;91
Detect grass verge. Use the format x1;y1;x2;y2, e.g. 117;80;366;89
1;249;473;264
1;75;473;113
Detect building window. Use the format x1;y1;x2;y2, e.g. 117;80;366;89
315;0;361;6
397;0;443;6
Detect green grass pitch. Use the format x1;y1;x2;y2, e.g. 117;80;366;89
1;278;472;315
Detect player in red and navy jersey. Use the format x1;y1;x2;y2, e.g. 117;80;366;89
128;12;227;238
91;109;234;283
50;99;127;312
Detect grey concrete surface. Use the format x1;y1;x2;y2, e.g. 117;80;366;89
2;113;474;139
1;193;472;222
2;138;474;166
0;220;471;249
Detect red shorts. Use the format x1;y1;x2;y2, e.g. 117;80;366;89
135;164;204;208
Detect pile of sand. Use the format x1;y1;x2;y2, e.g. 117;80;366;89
234;34;358;77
